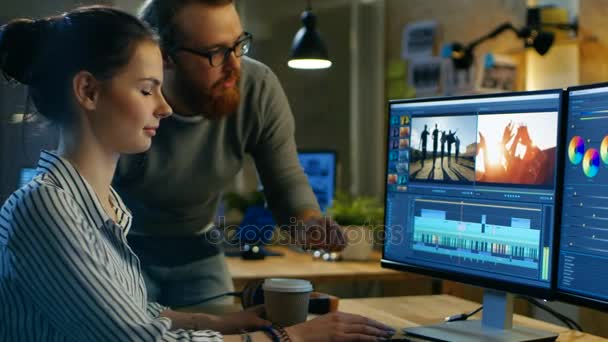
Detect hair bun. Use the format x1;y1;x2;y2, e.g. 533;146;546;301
0;18;48;85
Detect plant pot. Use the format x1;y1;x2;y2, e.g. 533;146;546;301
340;225;374;261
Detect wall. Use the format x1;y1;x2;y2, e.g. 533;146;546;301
238;0;354;193
386;0;527;65
0;0;110;18
579;0;608;85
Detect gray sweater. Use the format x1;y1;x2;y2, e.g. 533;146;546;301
114;57;319;238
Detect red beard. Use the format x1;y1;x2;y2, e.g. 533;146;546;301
173;67;241;120
205;74;240;120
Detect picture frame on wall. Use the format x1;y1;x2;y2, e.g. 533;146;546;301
475;53;517;93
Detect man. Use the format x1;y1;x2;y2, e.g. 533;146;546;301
114;0;345;307
447;130;452;166
420;124;429;167
446;130;457;166
440;131;446;165
431;124;439;167
455;136;460;163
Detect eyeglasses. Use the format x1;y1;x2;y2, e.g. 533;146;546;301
174;32;253;67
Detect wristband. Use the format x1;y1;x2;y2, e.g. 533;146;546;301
259;325;280;342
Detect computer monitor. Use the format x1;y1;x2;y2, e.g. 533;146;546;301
227;151;336;257
18;168;37;188
557;82;608;311
298;150;337;213
382;90;564;342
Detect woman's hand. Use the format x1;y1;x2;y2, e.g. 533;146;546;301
161;306;270;335
209;305;271;334
285;312;396;342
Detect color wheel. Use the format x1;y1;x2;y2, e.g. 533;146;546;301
583;148;600;178
601;136;608;164
568;136;585;165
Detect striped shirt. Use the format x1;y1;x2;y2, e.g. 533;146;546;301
0;151;223;341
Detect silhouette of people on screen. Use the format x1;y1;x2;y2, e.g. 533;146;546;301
432;124;439;166
440;131;446;164
420;125;429;167
446;130;458;166
455;136;460;163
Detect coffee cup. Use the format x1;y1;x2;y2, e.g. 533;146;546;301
263;278;313;327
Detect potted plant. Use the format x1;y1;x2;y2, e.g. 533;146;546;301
327;192;384;261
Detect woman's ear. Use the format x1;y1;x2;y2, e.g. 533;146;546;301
72;71;100;111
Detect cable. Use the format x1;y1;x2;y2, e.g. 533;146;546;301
444;305;483;322
444;298;583;333
518;296;583;332
521;296;579;331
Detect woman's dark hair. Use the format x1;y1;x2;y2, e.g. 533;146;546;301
0;6;158;124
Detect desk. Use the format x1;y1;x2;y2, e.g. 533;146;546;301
226;246;427;291
190;295;602;340
338;295;604;341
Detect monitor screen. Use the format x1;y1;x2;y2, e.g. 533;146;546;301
298;151;336;213
558;83;608;309
18;168;37;188
383;90;563;296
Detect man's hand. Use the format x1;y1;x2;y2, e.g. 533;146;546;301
291;216;346;252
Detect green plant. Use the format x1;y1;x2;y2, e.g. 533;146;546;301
327;192;384;228
223;191;266;213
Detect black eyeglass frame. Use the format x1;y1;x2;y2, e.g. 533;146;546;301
171;32;253;67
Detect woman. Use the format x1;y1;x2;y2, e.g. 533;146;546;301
0;6;395;341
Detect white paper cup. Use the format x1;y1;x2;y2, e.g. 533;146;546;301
263;278;313;327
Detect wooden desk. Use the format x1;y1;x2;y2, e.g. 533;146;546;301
338;295;604;341
225;246;426;290
188;295;603;340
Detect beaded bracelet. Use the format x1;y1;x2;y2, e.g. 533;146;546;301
259;325;279;342
259;325;291;342
272;325;291;342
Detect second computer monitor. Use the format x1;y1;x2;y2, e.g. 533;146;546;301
558;82;608;311
383;89;564;296
298;151;336;213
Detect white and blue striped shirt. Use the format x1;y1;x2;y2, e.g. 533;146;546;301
0;151;223;341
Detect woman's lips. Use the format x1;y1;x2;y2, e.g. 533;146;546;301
143;127;158;136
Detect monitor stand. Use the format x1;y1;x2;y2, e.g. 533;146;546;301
403;289;558;342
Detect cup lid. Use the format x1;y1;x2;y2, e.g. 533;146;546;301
262;278;313;293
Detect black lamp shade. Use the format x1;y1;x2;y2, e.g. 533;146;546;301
288;10;332;69
532;31;554;56
522;27;555;56
451;42;474;70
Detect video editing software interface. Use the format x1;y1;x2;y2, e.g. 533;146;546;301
559;84;608;304
298;151;336;213
384;92;562;289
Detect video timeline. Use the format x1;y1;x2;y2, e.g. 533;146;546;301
411;197;550;280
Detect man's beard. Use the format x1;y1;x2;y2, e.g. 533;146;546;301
206;74;240;119
176;71;240;120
